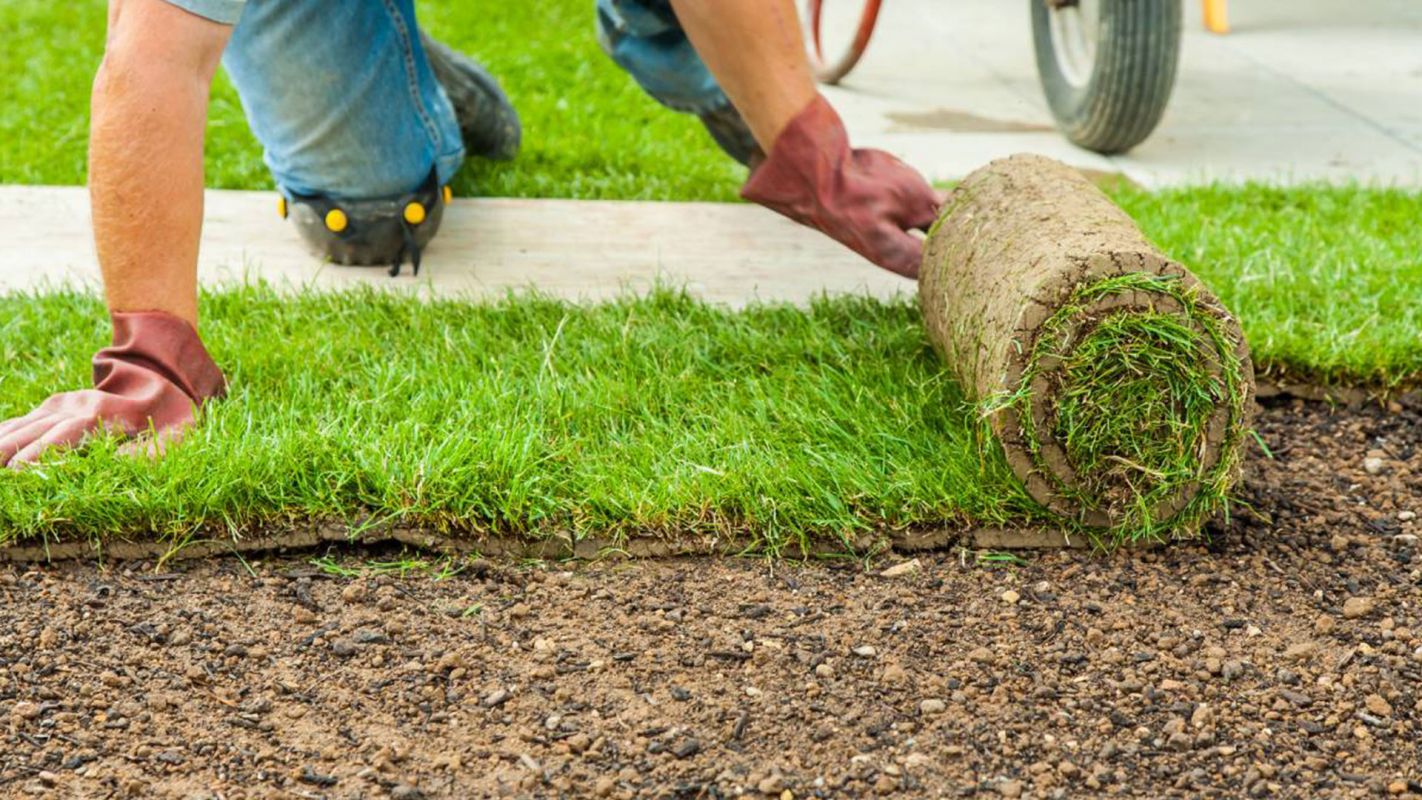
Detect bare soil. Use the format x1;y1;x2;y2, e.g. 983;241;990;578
2;398;1420;799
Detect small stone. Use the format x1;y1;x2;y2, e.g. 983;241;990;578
1343;597;1375;620
482;688;512;708
874;774;897;794
11;701;40;720
1363;456;1386;475
1058;761;1081;779
852;645;878;658
223;643;248;658
879;559;921;578
1398;510;1416;522
1314;615;1336;635
594;776;617;797
671;738;701;759
920;699;947;715
814;663;835;679
1364;694;1393;718
904;753;933;769
340;582;366;604
330;639;358;657
1167;732;1193;751
1389;780;1409;795
390;784;425;800
756;775;786;795
969;647;995;664
1001;589;1021;605
996;779;1023;798
1191;704;1213;729
1283;641;1318;662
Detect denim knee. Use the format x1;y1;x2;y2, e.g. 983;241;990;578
595;0;731;116
222;0;464;199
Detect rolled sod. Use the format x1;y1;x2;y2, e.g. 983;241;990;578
919;154;1254;542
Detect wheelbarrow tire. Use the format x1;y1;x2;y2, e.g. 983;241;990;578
1031;0;1181;154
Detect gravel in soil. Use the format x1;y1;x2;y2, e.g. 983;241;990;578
2;399;1420;799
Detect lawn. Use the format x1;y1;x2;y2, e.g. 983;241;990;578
1;0;1420;551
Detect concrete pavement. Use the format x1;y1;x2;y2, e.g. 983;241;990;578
823;0;1422;187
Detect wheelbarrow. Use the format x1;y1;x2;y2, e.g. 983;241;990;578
805;0;1189;154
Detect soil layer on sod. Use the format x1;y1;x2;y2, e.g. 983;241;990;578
1;401;1418;798
921;156;1252;540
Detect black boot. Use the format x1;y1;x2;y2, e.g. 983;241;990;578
420;32;522;162
698;102;761;167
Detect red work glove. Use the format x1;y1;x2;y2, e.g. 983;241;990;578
0;312;226;467
741;94;941;278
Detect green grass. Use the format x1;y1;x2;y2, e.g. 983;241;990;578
0;288;1038;551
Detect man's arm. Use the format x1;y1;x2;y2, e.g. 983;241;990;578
0;0;230;466
665;0;815;151
92;0;231;325
670;0;941;278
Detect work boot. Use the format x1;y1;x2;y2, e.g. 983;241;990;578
420;32;522;162
699;102;762;167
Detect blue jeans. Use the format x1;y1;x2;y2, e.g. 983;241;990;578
214;0;728;202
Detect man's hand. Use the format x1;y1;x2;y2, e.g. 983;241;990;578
0;313;225;467
741;95;940;278
669;0;939;277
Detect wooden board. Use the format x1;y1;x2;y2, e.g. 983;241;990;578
0;186;912;307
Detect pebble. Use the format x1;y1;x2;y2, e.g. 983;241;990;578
879;559;921;578
969;646;995;664
852;645;878;658
482;688;513;708
1001;589;1021;605
1399;510;1416;522
390;785;425;800
1343;597;1375;619
1315;615;1336;635
1364;694;1393;717
920;699;946;715
1389;780;1409;795
594;776;617;797
11;701;40;720
996;779;1023;798
814;663;835;679
1363;456;1386;475
330;639;358;657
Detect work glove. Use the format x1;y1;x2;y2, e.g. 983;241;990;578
741;94;941;279
0;312;226;467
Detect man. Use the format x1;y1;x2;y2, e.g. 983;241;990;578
0;0;940;467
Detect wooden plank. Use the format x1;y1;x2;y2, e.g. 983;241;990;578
0;186;912;307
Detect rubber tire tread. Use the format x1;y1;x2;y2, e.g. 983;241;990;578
1031;0;1181;154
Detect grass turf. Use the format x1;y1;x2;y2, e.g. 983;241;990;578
0;288;1037;552
989;273;1250;540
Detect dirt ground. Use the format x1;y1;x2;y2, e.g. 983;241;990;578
2;397;1420;799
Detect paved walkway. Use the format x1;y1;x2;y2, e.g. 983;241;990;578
0;186;900;305
825;0;1422;187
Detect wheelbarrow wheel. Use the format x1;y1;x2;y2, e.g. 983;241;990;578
1031;0;1181;154
806;0;884;85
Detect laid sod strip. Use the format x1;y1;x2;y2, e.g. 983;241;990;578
920;155;1253;542
0;288;1043;554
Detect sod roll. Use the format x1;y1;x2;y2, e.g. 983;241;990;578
920;154;1254;541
